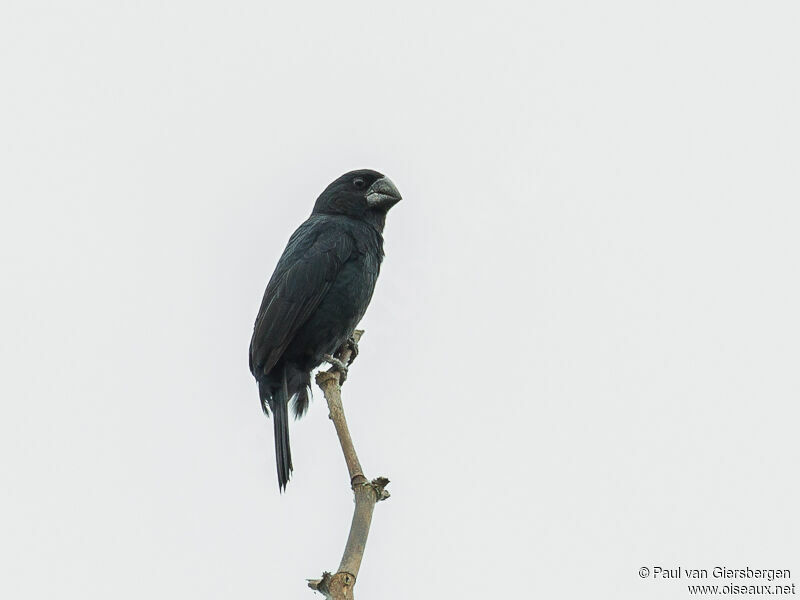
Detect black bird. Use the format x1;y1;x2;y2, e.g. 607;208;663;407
249;169;401;490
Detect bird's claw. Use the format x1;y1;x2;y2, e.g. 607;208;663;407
339;335;359;366
322;354;349;384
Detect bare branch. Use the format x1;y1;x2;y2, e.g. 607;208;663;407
307;330;390;599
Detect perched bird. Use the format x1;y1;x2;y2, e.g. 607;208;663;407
249;169;401;490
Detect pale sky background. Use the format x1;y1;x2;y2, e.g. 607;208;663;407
1;2;799;599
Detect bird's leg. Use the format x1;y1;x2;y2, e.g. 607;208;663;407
322;354;349;384
336;335;360;366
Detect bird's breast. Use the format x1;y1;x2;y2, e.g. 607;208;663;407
284;247;381;365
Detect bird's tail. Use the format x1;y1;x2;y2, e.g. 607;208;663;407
269;371;293;491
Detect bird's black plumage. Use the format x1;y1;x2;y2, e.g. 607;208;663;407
249;169;401;490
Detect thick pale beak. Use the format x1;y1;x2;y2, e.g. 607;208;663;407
366;177;402;210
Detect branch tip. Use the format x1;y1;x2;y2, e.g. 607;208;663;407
307;571;332;593
364;477;390;502
308;571;356;599
316;371;339;387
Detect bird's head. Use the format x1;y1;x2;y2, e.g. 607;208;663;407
312;169;402;230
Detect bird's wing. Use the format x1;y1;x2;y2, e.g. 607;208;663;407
249;218;354;378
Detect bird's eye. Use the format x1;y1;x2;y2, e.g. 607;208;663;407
353;178;366;190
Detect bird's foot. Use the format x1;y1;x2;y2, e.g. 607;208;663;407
322;354;349;384
337;335;360;366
